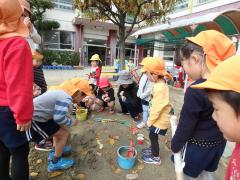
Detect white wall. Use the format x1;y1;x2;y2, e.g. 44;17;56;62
169;0;240;19
44;9;75;32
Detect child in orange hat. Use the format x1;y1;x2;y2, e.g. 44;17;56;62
171;30;236;179
95;77;115;114
141;57;172;165
32;50;47;95
0;0;33;179
28;80;91;172
191;55;240;180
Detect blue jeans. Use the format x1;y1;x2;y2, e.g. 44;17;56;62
142;104;149;124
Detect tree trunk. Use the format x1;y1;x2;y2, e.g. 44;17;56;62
119;26;126;70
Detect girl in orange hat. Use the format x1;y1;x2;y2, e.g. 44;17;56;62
171;30;236;179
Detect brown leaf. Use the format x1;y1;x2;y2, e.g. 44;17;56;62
76;173;85;180
49;171;63;178
36;159;42;164
137;163;144;170
109;138;115;146
114;168;122;174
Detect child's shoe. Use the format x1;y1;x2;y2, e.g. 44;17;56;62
48;146;72;161
142;154;161;165
48;157;75;172
141;147;152;156
137;122;146;129
34;140;53;151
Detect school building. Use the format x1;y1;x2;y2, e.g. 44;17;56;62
43;0;240;68
43;0;137;67
132;0;240;68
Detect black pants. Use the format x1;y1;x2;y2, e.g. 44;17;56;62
119;98;142;118
149;127;167;157
0;141;29;180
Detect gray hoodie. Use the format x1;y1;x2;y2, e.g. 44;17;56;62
137;73;153;102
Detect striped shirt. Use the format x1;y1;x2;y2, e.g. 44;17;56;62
34;66;47;94
33;90;75;127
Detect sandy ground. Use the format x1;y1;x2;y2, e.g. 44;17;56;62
28;69;227;180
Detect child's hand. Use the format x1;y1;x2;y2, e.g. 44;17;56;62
119;91;124;96
17;121;32;131
121;96;126;102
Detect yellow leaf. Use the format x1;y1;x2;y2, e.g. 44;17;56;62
109;138;115;146
49;171;63;178
76;173;85;180
137;163;144;170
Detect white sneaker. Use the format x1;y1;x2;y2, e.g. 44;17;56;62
137;122;146;129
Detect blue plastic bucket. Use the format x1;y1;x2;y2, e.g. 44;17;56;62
117;146;137;170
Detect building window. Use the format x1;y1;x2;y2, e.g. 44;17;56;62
174;0;188;11
197;0;215;5
43;31;75;50
53;0;73;10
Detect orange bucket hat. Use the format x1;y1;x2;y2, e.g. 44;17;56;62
18;0;31;14
56;81;79;96
69;78;92;96
32;50;44;60
191;55;240;93
141;57;173;80
186;30;236;71
0;0;29;39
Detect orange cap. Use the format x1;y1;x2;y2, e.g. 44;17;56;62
69;78;92;96
186;30;236;71
0;0;29;39
191;55;240;93
32;50;44;60
18;0;31;14
141;57;173;80
140;57;155;72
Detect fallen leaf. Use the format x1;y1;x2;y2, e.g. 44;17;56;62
137;163;144;170
126;173;139;180
96;151;102;156
30;172;38;177
96;140;103;149
36;159;42;164
137;158;143;163
109;138;115;146
131;170;138;174
114;168;122;174
76;173;85;180
113;135;120;140
49;171;63;178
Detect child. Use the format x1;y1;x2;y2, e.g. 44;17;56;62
141;57;172;165
191;56;240;180
28;80;92;172
0;0;33;179
137;58;153;129
32;50;47;97
95;78;115;114
33;83;41;98
117;70;142;121
89;54;102;86
19;0;41;49
171;30;236;179
127;60;135;70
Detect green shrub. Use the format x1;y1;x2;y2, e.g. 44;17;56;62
42;50;80;66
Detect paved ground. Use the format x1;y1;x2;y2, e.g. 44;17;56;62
28;69;232;180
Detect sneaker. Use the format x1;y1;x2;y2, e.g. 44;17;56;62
142;154;161;165
35;141;53;151
48;146;72;161
141;147;152;156
137;122;146;129
48;157;75;172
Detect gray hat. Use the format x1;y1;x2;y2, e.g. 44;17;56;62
117;70;133;85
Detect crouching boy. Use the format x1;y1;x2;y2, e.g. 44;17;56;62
28;80;92;172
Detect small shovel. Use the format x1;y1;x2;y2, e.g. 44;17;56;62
127;139;134;158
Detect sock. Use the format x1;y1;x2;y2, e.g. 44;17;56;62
52;156;61;164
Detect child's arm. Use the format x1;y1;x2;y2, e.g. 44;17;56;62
147;85;169;127
5;38;33;126
171;88;203;153
53;98;76;127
